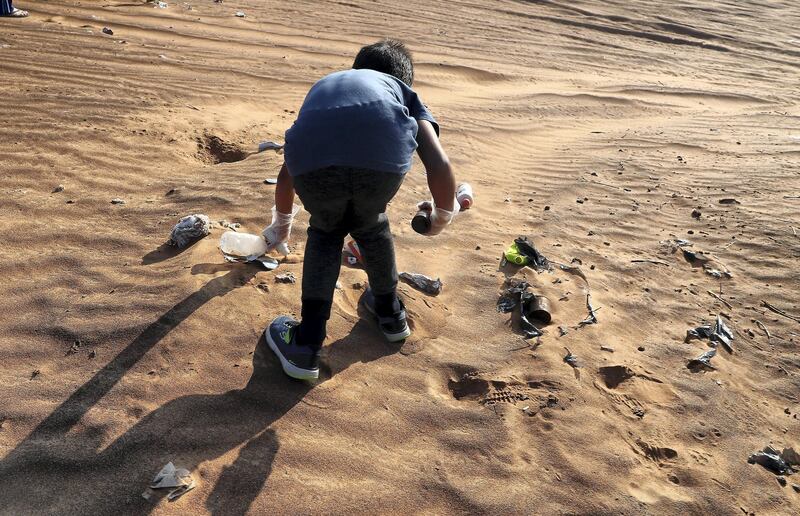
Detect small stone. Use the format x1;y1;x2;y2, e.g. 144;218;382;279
165;188;178;196
632;407;645;418
256;281;269;293
600;346;614;352
53;184;64;193
777;476;787;487
687;230;694;235
30;369;40;380
66;199;75;204
785;408;791;414
590;265;596;270
792;483;800;493
67;340;81;355
88;349;97;359
102;27;114;35
475;245;481;250
111;198;125;205
544;205;550;211
637;346;645;352
691;209;701;219
576;198;584;204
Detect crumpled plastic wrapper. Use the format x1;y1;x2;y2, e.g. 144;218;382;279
399;272;442;296
143;462;196;501
169;214;211;248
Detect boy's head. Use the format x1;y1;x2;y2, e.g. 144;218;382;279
353;39;414;87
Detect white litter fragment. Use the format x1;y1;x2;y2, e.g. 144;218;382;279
155;1;168;8
235;11;246;17
257;140;283;153
147;462;196;501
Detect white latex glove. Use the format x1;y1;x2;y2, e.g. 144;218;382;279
417;199;457;236
262;204;300;256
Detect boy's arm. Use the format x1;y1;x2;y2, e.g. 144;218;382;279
416;120;456;212
262;162;298;255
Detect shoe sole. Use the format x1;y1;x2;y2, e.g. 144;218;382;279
264;328;319;380
362;298;412;342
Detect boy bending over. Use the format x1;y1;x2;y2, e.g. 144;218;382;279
262;40;457;380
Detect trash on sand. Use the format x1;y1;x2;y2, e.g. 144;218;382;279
257;140;283;152
102;27;114;35
154;1;168;8
563;348;579;368
343;240;364;266
219;231;268;262
146;462;196;501
687;348;716;372
682;249;732;279
222;253;279;270
235;11;246;17
528;295;552;323
748;446;799;476
577;294;598;328
275;272;296;284
168;214;210;248
502;236;550;270
497;280;544;338
685;315;734;353
110;198;125;204
263;178;278;185
719;198;740;205
400;272;442;296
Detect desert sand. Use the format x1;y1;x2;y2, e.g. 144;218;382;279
1;0;799;514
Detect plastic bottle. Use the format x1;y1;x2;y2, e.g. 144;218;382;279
219;231;269;259
457;183;474;210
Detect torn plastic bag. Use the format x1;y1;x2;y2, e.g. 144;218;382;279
748;446;794;475
496;280;530;313
169;214;210;248
399;272;442;296
685;325;713;342
520;291;543;338
687;348;716;372
148;462;196;501
514;236;550;271
712;315;734;352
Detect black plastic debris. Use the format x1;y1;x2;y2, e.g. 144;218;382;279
748;446;799;476
577;294;598;327
563;348;579;368
514;236;550;271
399;272;442;296
687;348;717;372
497;280;544;338
496;280;529;313
685;316;734;353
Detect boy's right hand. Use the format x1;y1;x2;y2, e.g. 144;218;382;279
417;200;457;236
262;205;299;255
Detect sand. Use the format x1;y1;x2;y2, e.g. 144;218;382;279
1;0;799;514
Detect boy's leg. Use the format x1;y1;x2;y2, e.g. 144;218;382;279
349;170;405;316
293;168;351;348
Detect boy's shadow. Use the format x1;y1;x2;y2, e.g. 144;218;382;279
0;262;400;514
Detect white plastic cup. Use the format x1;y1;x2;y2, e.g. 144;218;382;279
219;231;268;259
457;183;474;210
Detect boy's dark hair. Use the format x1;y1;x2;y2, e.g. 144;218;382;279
353;39;414;86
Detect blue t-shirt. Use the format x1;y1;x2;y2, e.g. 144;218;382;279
284;69;438;177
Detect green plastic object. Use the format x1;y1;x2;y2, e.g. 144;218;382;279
504;243;529;266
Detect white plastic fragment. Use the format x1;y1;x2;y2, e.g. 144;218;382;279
148;462;196;501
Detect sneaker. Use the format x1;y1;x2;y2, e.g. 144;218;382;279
361;289;412;342
265;316;320;380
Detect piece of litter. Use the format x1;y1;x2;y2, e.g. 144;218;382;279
110;198;125;205
600;345;614;352
222;253;279;270
102;27;114;35
275;272;296;284
263;178;278;185
687;348;716;372
719;198;740;205
53;184;64;193
257;141;283;152
155;1;168;8
563;348;579;368
577;294;598;327
685;315;734;353
748;446;799;476
148;462;196;501
235;11;246;17
169;214;210;248
399;272;442;296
